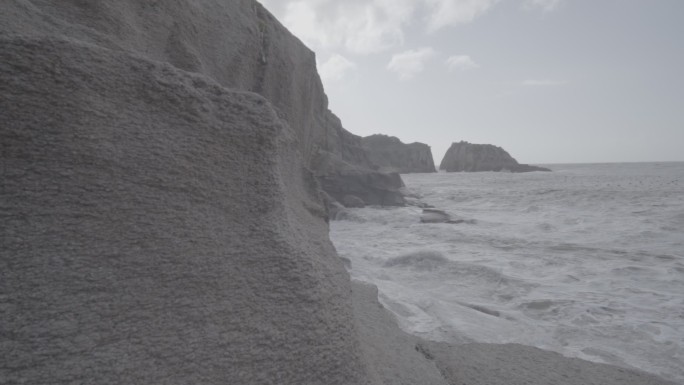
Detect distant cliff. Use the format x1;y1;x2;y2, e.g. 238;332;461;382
439;141;551;172
362;134;436;173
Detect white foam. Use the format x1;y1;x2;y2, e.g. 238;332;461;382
331;162;684;383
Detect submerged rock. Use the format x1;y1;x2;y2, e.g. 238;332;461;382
362;134;436;173
439;141;551;173
420;209;453;223
420;209;470;224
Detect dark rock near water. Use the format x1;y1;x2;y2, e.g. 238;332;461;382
315;114;405;207
420;209;453;223
439;141;551;173
420;209;471;224
316;153;406;206
343;195;366;208
362;134;436;173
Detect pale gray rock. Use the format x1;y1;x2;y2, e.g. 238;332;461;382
352;282;449;385
0;32;369;385
362;134;436;173
419;342;678;385
0;0;404;209
439;141;551;172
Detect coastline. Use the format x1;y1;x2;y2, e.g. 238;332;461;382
353;281;679;385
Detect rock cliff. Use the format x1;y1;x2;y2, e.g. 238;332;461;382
362;134;436;173
439;141;551;172
0;1;396;383
2;2;677;385
0;0;403;208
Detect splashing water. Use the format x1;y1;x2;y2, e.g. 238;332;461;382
331;162;684;383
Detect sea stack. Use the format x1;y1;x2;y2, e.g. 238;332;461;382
439;141;551;172
362;134;436;173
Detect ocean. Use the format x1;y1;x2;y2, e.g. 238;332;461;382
330;162;684;383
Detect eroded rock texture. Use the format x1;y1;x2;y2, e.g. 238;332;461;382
0;1;381;383
0;0;403;207
439;141;551;172
362;134;436;174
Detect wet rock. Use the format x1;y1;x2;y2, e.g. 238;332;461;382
343;195;366;208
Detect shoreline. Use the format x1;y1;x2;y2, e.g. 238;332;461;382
353;280;679;385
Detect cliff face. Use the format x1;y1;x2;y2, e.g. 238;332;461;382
0;1;384;383
362;134;436;173
439;141;551;172
0;0;402;207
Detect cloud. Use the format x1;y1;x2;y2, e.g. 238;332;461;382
260;0;498;54
319;54;357;82
521;79;568;86
262;0;414;54
422;0;499;32
523;0;562;12
387;47;436;80
446;55;479;71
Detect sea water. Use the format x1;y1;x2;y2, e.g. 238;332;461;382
330;162;684;383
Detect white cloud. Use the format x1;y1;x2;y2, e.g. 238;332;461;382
523;0;562;12
522;79;568;86
387;47;437;80
422;0;499;32
260;0;498;55
319;54;357;82
266;0;415;54
446;55;479;71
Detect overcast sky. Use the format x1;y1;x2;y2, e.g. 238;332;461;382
259;0;684;164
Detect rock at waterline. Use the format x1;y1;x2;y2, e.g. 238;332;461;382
439;141;551;173
343;195;366;208
419;209;472;224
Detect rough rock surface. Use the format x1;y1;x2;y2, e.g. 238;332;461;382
420;342;678;385
362;134;436;173
352;282;448;385
0;0;403;208
0;35;368;384
439;141;551;172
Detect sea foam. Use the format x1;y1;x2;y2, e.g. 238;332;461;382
331;162;684;383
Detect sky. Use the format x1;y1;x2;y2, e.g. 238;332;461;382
259;0;684;164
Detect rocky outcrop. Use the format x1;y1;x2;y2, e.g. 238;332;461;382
362;134;436;173
439;141;551;172
0;1;388;383
316;154;406;207
0;35;370;384
0;0;402;209
314;118;405;207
